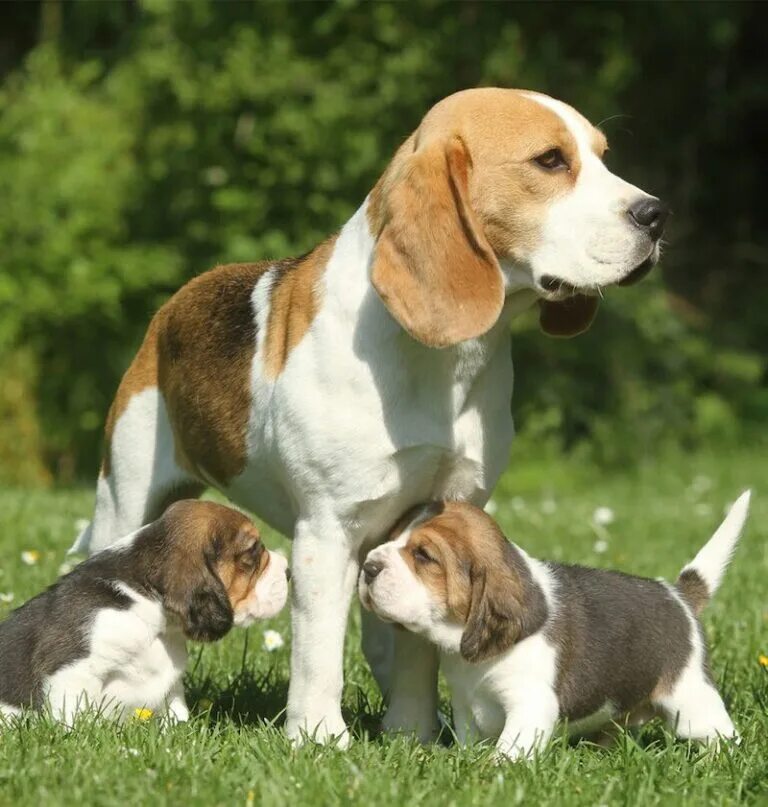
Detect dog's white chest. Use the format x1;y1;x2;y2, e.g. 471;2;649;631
100;631;185;712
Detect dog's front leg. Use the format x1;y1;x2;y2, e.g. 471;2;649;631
286;518;359;747
381;629;440;743
495;687;559;761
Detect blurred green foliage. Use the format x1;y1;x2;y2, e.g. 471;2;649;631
0;0;765;483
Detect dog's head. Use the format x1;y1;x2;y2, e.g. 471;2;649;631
359;501;545;662
368;88;667;346
142;500;289;641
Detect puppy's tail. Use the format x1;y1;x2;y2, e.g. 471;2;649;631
676;490;751;616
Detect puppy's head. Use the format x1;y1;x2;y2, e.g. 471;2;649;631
145;500;289;642
359;502;541;662
369;88;667;346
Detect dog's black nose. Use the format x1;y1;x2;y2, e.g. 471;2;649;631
285;567;292;582
363;559;384;584
628;197;669;240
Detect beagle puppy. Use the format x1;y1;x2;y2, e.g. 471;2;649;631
359;494;750;759
71;88;668;745
1;501;288;724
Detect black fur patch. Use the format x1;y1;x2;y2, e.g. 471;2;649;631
545;565;693;720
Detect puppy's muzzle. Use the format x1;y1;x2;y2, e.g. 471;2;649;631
362;559;384;585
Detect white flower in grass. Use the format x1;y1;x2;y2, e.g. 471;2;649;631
592;506;615;527
691;475;712;495
0;592;14;604
263;629;284;652
593;539;609;554
541;497;557;515
485;500;498;516
21;550;41;566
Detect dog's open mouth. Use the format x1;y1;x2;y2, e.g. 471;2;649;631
538;254;657;299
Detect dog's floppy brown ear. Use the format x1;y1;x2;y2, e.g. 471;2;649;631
371;135;505;348
539;294;599;338
163;547;234;642
460;565;522;663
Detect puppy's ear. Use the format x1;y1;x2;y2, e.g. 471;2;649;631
163;549;234;642
539;295;599;338
460;566;522;663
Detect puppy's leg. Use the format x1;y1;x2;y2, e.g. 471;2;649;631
75;388;203;554
360;607;394;696
381;630;440;743
496;686;559;761
45;668;105;726
655;674;737;744
286;518;359;747
451;689;479;746
163;681;190;725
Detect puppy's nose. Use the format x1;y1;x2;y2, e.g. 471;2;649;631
362;559;384;584
628;197;669;241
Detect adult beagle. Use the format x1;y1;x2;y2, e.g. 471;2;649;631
1;501;288;724
359;495;750;759
71;88;667;744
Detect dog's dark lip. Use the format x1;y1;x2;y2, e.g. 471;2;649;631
617;256;655;287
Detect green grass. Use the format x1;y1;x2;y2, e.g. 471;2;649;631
1;446;766;806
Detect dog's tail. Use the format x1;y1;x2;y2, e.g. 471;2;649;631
676;490;751;616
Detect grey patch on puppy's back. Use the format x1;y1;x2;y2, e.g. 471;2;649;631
545;564;694;720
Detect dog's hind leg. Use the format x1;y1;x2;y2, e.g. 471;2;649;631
72;386;203;555
655;672;737;745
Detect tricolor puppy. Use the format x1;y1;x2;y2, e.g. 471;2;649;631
72;88;668;744
0;501;288;725
359;494;750;759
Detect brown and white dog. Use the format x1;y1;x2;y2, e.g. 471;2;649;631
359;495;750;759
1;501;288;724
71;88;668;744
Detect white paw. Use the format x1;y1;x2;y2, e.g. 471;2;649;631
286;713;350;749
161;702;190;727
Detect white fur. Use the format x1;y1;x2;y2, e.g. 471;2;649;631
680;490;751;600
524;92;660;294
73;92;661;745
0;703;21;719
361;523;740;758
74;389;195;554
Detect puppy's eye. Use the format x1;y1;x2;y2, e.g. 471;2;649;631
412;546;436;564
534;148;568;171
238;542;262;569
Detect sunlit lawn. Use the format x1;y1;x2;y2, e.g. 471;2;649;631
0;445;766;806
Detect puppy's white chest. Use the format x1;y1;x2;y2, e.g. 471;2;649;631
101;630;186;712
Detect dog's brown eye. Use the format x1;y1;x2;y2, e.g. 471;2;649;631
412;546;435;564
534;148;568;171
